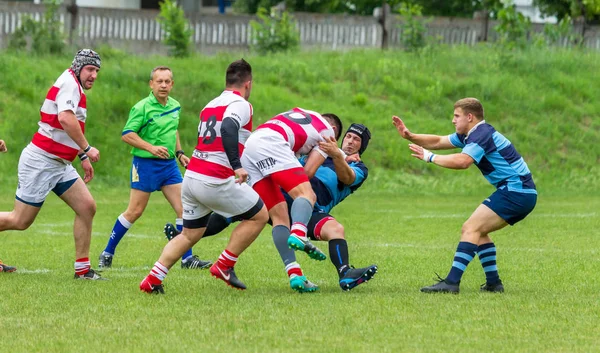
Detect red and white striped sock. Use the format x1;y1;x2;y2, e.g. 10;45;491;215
216;249;238;269
148;261;169;285
75;257;91;276
285;262;303;278
291;222;308;239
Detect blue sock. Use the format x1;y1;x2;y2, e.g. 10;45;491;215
478;242;500;284
178;218;193;261
446;241;478;284
103;214;133;255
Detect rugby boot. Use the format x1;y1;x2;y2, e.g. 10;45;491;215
181;255;212;269
74;268;107;280
480;280;505;293
163;222;180;241
209;264;246;290
98;252;113;270
339;264;378;291
139;276;165;294
420;274;459;294
289;275;319;293
0;260;16;273
287;235;327;261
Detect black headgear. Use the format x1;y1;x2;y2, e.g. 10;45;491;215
346;123;371;155
70;49;101;76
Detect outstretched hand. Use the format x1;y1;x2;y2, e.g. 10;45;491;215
392;116;411;140
0;140;6;153
409;143;434;163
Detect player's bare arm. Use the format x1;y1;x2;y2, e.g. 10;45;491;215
303;148;328;179
57;110;99;162
392;116;454;150
319;136;356;185
122;131;169;159
409;143;474;170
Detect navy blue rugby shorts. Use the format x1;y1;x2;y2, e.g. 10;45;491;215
483;187;537;225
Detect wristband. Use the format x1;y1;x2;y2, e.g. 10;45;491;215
428;154;436;163
83;145;91;153
78;152;86;159
79;154;89;161
175;150;185;159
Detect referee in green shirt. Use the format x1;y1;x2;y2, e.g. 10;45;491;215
98;66;211;270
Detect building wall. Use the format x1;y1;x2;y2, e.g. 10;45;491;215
76;0;140;9
510;0;557;23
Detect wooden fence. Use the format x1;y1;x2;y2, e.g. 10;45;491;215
1;1;599;54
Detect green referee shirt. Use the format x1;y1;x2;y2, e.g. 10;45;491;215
122;92;181;159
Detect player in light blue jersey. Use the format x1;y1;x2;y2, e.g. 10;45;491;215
288;123;377;291
393;97;537;294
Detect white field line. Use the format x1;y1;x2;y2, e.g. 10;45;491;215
375;212;597;219
370;242;599;254
15;266;150;275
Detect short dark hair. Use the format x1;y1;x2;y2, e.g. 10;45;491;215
322;113;343;140
150;66;172;80
226;59;252;86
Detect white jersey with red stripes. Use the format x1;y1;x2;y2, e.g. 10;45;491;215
255;107;334;156
31;69;87;162
186;90;253;181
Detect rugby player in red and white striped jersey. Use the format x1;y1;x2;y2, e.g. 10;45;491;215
0;49;105;280
141;59;269;293
240;107;343;290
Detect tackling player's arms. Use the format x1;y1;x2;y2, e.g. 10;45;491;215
303;148;327;179
393;116;455;150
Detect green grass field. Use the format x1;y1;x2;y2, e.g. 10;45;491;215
1;186;598;353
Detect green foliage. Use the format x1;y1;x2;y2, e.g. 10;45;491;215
157;0;192;58
8;0;65;55
0;47;598;194
495;2;532;50
396;2;429;51
535;0;600;22
250;8;300;55
533;15;577;47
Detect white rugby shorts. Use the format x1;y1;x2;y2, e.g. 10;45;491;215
181;174;260;220
241;129;302;187
16;144;80;205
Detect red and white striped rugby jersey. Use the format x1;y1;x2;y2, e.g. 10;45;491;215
256;107;334;156
186;90;253;180
31;69;87;162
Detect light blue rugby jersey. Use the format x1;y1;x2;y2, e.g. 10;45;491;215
299;156;368;213
448;122;536;194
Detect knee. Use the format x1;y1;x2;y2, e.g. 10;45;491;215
302;190;316;205
461;222;479;238
320;221;345;241
14;217;34;231
254;207;269;224
84;200;97;218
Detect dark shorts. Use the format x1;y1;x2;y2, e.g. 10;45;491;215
483;188;537;225
130;156;183;193
283;192;335;241
306;211;335;241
